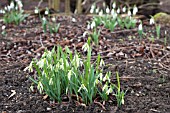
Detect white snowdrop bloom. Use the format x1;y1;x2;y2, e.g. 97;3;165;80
138;23;143;31
51;17;56;22
165;30;167;35
0;10;5;14
4;6;7;11
112;2;116;9
87;23;90;30
149;17;155;25
122;6;126;13
91;4;95;10
111;9;115;15
2;25;6;30
15;6;18;10
95;7;99;14
117;8;120;14
128;10;131;16
90;8;94;14
71;18;77;22
10;2;15;9
90;4;95;14
112;12;117;19
133;6;138;15
34;8;39;14
45;10;49;15
42;17;46;21
99;10;103;16
83;31;88;37
91;21;96;29
106;7;110;14
7;5;11;11
17;0;23;9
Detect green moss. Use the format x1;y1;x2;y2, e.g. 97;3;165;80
153;12;170;24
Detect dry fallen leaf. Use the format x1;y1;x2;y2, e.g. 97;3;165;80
8;90;16;99
43;94;48;100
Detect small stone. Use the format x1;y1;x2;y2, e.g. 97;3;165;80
47;107;52;111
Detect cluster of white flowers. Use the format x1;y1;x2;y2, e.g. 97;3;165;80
0;0;23;14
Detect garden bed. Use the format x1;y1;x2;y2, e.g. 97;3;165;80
0;1;170;113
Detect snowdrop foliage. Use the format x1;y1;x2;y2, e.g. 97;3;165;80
0;0;29;25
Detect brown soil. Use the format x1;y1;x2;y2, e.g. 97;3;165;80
0;1;170;113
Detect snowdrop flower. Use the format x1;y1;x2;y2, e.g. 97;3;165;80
7;5;11;11
90;4;95;14
128;10;131;16
10;2;15;9
122;6;126;13
112;12;117;19
106;7;110;14
138;23;143;31
117;8;120;14
2;25;6;30
15;6;18;10
112;2;116;9
51;17;56;22
95;7;99;14
16;0;23;9
5;6;8;11
111;9;115;15
91;21;96;29
0;10;5;14
87;23;90;30
45;10;49;15
99;10;103;16
34;8;39;14
83;31;88;37
71;18;77;22
149;17;155;25
42;17;46;21
90;8;94;14
165;30;167;35
133;5;138;15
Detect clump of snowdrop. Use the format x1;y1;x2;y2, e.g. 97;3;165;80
0;0;29;25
